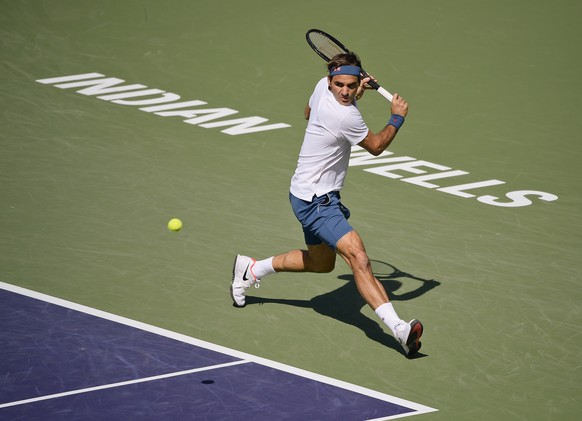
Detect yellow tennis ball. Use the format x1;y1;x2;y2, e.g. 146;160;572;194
167;218;182;232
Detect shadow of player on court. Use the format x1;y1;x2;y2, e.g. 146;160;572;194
245;260;440;357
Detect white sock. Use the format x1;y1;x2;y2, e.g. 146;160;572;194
252;257;276;279
374;302;404;336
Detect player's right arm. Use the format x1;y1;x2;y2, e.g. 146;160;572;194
304;104;311;120
358;93;408;156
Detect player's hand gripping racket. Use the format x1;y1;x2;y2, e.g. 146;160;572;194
306;28;394;102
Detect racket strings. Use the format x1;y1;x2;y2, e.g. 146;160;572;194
308;33;347;61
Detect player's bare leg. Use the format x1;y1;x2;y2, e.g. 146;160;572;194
336;230;423;356
272;243;336;274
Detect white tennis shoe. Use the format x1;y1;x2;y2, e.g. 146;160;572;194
231;254;260;307
394;319;423;357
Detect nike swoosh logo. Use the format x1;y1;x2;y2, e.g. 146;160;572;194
242;265;250;281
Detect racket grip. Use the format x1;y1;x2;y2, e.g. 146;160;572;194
376;86;394;102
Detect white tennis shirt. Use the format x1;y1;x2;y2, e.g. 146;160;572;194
290;77;369;201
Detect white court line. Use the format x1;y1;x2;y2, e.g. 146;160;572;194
0;360;249;409
0;281;437;419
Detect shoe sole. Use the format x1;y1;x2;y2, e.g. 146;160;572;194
405;319;423;357
230;255;245;308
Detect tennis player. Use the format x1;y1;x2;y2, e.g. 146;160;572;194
231;52;423;357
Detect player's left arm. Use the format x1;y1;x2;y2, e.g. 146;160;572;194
355;76;375;101
304;103;311;120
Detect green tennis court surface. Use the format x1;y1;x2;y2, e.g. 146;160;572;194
1;1;580;419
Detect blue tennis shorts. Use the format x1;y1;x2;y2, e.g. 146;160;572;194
289;191;353;250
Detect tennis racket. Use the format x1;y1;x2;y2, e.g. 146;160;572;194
305;28;394;102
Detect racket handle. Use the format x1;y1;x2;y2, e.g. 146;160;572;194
376;86;394;103
363;78;393;102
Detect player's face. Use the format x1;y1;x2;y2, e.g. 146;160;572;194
328;75;359;106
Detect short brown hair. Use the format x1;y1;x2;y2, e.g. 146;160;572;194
327;52;362;73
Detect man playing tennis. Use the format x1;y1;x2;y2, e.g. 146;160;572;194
231;52;423;357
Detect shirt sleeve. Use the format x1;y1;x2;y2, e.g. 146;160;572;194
309;77;328;109
340;108;369;145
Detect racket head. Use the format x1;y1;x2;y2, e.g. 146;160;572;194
305;28;380;90
306;29;350;62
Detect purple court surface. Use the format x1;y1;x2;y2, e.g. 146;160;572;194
0;282;436;420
